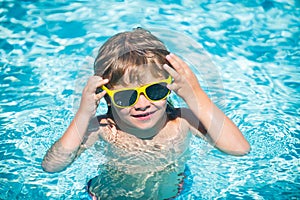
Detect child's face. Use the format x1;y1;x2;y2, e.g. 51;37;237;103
110;73;169;135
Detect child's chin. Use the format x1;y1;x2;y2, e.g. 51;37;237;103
132;116;159;126
131;120;159;132
133;122;157;131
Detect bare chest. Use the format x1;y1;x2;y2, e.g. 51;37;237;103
99;119;192;173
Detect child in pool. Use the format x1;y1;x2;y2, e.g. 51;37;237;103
42;27;250;199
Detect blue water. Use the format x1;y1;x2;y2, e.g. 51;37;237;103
1;0;299;199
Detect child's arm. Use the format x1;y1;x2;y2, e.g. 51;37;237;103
42;76;108;172
164;53;250;155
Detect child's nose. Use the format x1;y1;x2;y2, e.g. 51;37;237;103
134;93;151;110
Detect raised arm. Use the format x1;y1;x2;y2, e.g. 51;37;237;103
164;53;250;155
42;76;108;172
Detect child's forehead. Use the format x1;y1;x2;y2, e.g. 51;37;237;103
112;70;164;89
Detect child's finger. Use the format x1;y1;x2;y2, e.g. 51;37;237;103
168;53;192;75
86;76;99;93
166;82;178;91
86;76;108;92
166;54;183;73
163;64;179;79
95;89;107;100
95;78;109;88
167;53;198;83
169;53;188;69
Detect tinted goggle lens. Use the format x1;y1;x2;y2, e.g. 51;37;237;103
114;90;138;107
146;82;169;100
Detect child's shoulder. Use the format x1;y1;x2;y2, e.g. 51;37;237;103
86;114;112;130
167;107;193;129
85;114;115;137
97;114;115;125
79;115;113;149
89;114;118;143
173;107;207;136
169;107;193;120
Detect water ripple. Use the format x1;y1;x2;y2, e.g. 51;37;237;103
0;0;299;199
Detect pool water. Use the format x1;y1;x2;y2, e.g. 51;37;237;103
1;0;299;199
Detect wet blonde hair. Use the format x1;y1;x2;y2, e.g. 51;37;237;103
94;27;171;87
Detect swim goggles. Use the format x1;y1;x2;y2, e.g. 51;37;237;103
101;76;172;108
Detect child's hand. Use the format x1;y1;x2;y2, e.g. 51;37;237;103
164;53;202;102
78;76;109;118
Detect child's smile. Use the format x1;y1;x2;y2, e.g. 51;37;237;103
131;110;157;120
